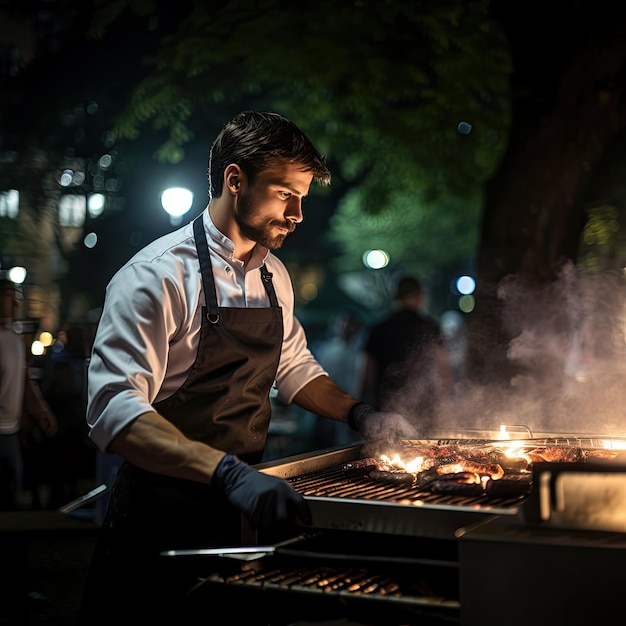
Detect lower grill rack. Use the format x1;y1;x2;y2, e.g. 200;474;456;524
203;558;460;611
187;531;462;625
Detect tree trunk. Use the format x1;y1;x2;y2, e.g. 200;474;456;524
467;13;626;394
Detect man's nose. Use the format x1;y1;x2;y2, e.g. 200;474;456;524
286;198;303;223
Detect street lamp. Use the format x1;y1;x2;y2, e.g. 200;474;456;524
161;187;193;226
0;265;27;284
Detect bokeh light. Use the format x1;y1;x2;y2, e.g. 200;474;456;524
84;232;98;248
87;193;105;217
459;294;475;313
457;121;473;135
362;249;390;270
39;331;54;347
31;340;45;356
456;275;476;295
7;266;26;284
161;187;193;217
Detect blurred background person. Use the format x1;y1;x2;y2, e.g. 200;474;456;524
0;278;57;510
360;275;453;433
310;310;367;449
440;309;468;395
38;324;94;509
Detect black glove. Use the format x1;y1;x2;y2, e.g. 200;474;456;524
348;403;418;441
212;454;312;530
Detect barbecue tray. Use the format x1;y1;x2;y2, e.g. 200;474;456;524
255;434;626;538
179;433;626;626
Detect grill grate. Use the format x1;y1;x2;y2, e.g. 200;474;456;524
434;436;626;448
287;463;528;510
205;558;461;611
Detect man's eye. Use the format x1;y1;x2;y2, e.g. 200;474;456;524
279;191;291;199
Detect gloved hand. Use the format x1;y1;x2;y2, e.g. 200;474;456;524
212;454;312;530
348;403;419;442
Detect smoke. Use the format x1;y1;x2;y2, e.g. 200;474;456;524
392;261;626;437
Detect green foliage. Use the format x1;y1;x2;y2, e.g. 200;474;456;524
578;204;625;274
87;0;513;274
89;0;511;177
329;186;483;274
88;0;157;39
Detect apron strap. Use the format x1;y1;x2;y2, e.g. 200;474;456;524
193;215;220;324
194;214;281;313
260;264;279;308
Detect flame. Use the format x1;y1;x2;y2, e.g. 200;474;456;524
379;453;427;474
504;446;533;464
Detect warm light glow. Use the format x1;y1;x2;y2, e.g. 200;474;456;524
39;331;54;347
31;340;44;356
379;453;427;474
300;282;318;302
599;439;626;450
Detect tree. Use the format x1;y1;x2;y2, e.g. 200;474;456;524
0;0;165;320
3;0;511;321
85;0;511;280
468;2;626;394
12;0;626;408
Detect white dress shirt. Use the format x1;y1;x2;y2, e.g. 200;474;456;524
0;324;26;434
87;208;326;452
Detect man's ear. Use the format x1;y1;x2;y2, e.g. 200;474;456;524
225;165;243;193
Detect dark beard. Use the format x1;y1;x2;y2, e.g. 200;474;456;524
234;189;292;250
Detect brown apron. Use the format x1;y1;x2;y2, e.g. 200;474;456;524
79;215;283;623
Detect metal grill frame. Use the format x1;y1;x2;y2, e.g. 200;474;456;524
256;443;521;539
255;436;626;539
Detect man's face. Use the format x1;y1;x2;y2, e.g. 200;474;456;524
233;163;313;250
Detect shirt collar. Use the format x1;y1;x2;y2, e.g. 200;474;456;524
204;209;269;269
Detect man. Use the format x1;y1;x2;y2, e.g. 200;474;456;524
0;278;57;510
360;276;453;431
79;111;416;623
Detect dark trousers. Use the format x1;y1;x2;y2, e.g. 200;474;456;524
78;462;246;624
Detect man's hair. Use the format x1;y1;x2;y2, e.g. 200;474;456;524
208;110;331;198
394;276;423;301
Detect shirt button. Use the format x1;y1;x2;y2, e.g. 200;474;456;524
225;266;232;274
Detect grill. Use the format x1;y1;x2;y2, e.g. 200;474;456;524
177;432;626;625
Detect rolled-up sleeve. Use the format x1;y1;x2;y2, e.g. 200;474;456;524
87;259;191;452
